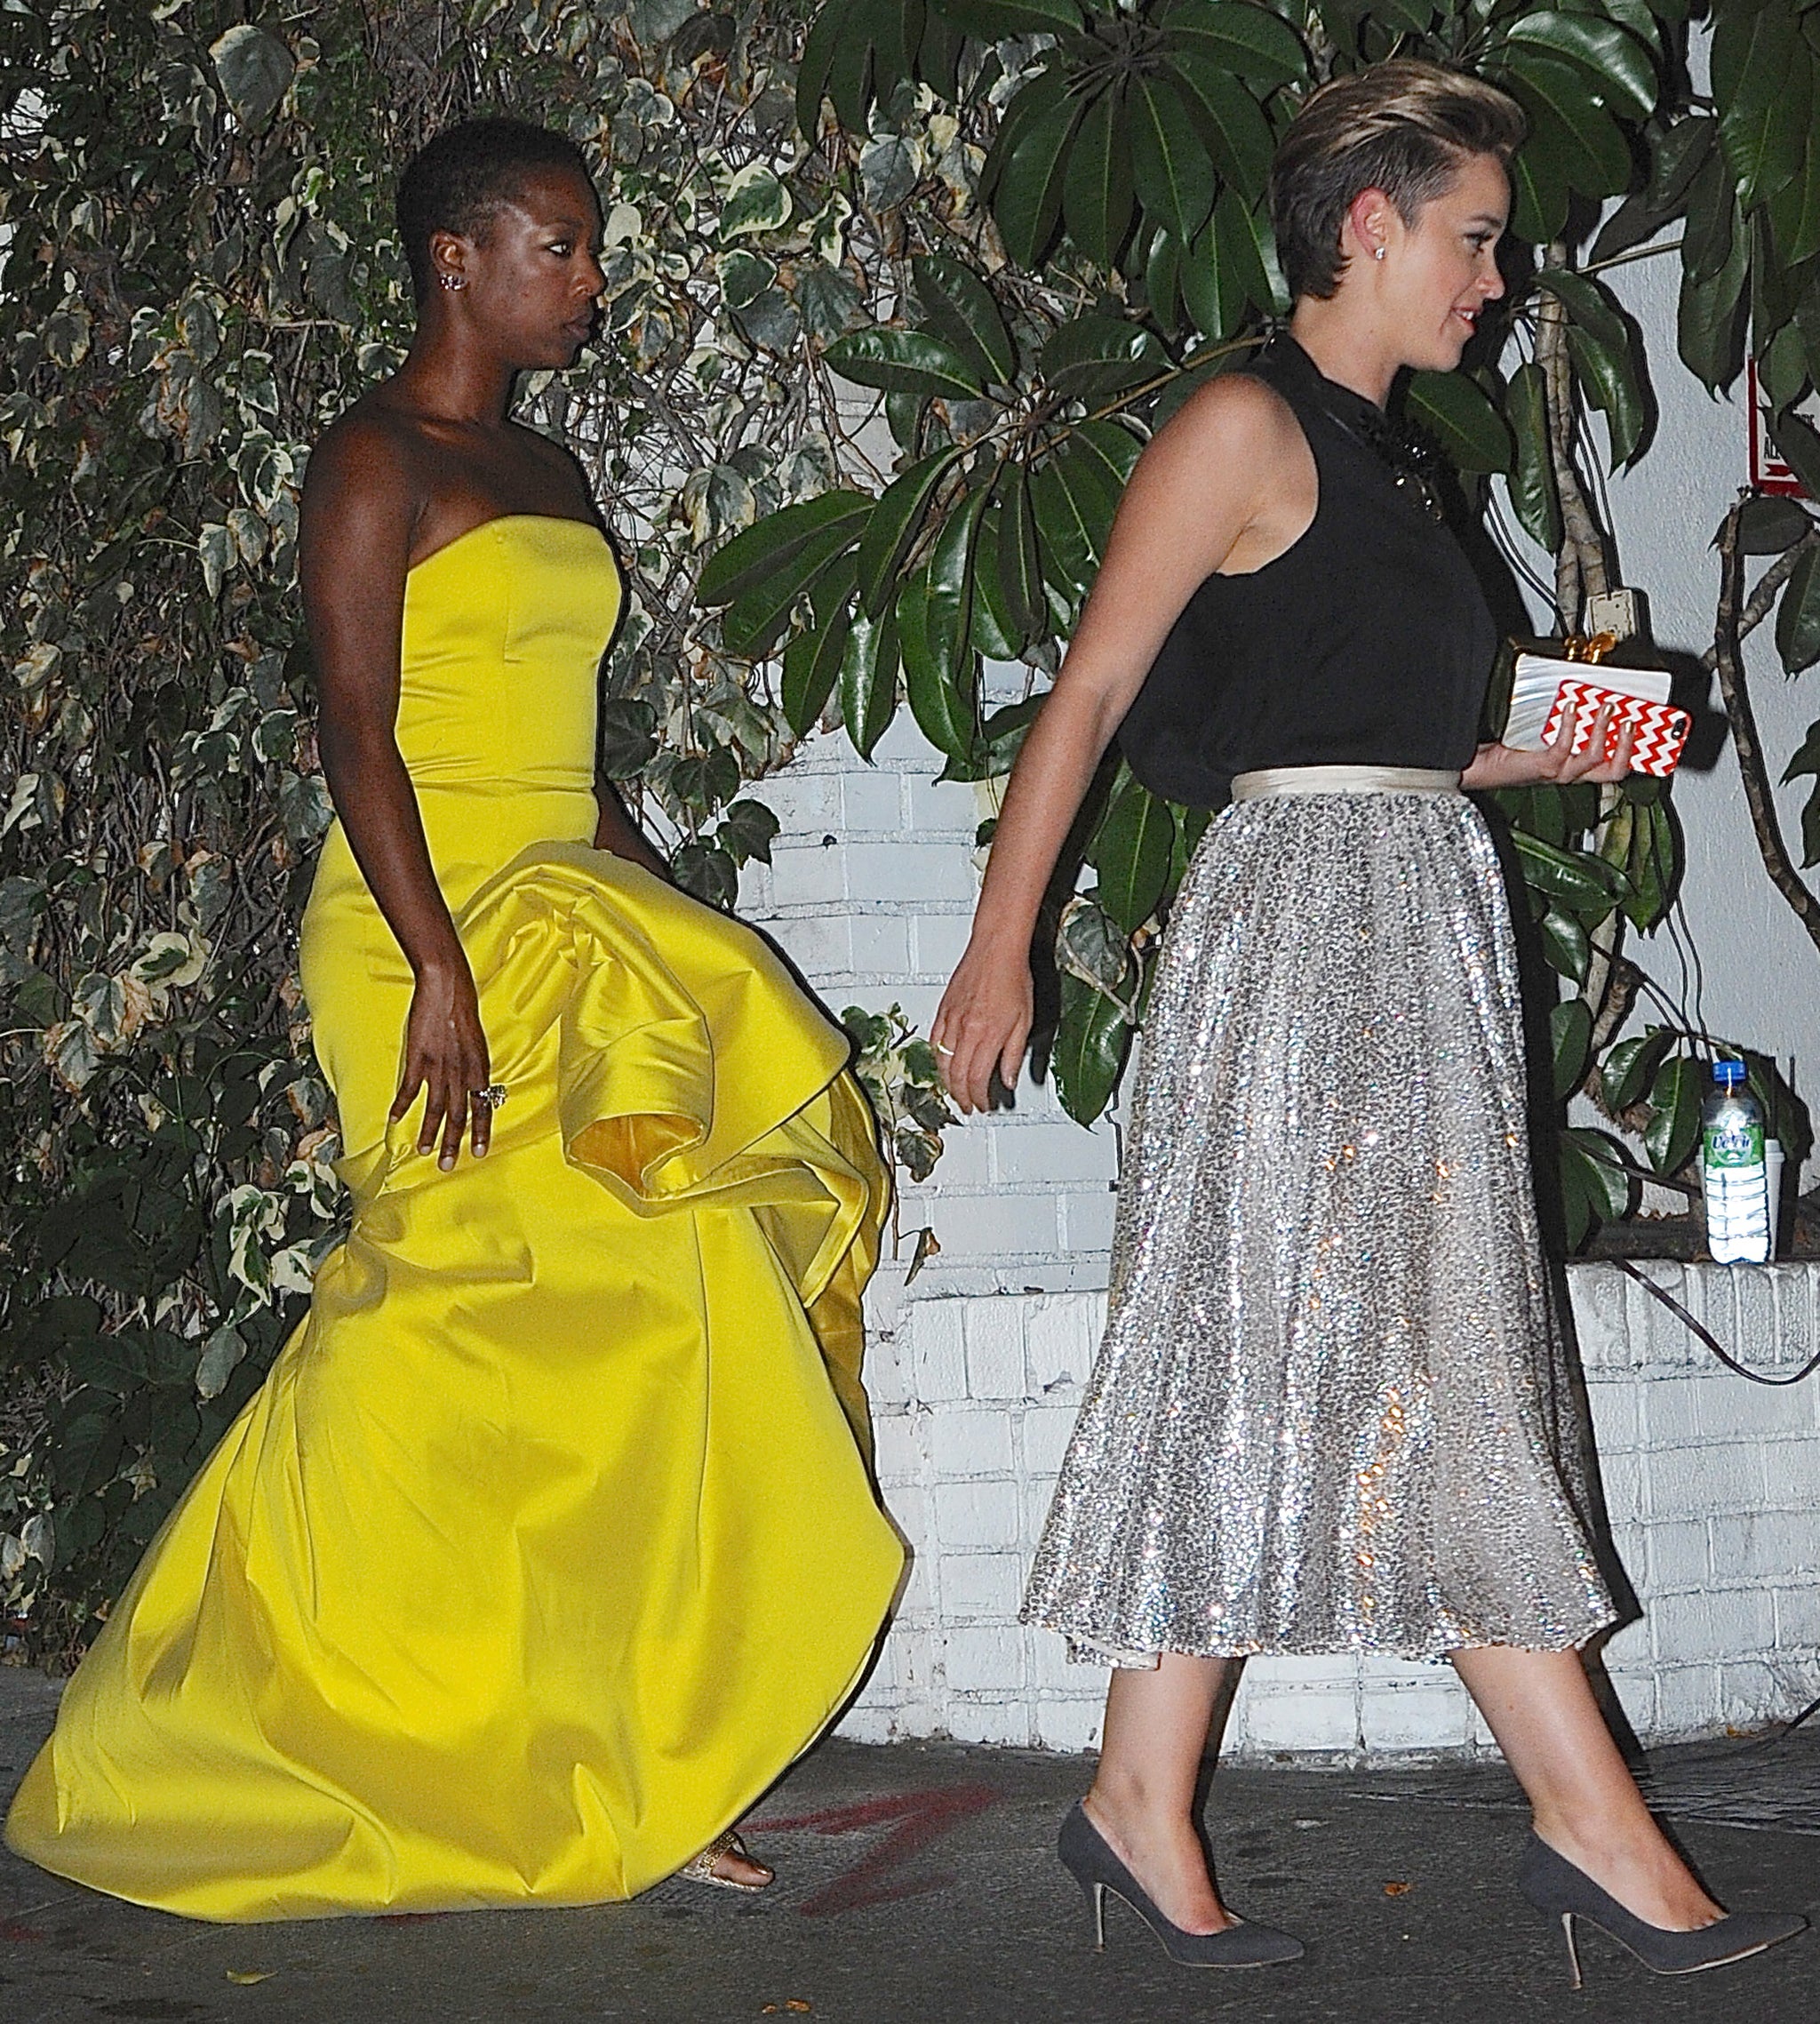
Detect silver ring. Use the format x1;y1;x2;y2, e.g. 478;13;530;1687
474;1084;507;1108
933;1043;954;1056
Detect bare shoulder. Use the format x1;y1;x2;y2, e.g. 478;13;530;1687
304;395;421;510
298;393;423;596
1148;366;1304;468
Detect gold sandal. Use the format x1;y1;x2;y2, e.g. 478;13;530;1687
677;1828;773;1893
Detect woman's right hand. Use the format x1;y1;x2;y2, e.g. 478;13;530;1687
931;940;1034;1116
392;957;493;1168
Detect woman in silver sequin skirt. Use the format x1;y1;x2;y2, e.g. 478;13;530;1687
932;60;1804;1981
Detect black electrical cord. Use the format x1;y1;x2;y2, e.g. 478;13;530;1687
1613;1257;1820;1387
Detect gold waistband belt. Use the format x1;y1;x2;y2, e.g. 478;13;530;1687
1231;764;1464;800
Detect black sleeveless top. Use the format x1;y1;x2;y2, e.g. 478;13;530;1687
1117;336;1497;810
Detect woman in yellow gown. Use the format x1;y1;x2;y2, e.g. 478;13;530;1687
4;117;903;1922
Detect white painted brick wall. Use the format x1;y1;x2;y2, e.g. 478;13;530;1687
835;1262;1820;1761
742;721;1121;1306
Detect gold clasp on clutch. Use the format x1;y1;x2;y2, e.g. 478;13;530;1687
1561;630;1617;664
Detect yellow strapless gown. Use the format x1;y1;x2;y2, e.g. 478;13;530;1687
4;516;904;1922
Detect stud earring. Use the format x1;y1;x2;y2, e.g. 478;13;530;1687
1373;245;1385;261
439;272;464;291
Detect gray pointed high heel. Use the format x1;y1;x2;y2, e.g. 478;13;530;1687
1518;1832;1807;1988
1056;1803;1305;1969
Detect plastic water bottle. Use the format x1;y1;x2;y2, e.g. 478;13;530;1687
1701;1060;1770;1265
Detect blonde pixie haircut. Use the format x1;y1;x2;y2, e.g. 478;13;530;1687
1268;60;1526;302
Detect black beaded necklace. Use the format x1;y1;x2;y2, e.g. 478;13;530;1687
1315;397;1448;524
1273;337;1447;524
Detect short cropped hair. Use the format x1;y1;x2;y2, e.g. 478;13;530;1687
1268;61;1526;302
396;117;591;300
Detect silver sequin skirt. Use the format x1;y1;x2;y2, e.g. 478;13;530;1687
1023;776;1618;1664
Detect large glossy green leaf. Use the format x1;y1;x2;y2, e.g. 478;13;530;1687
1736;494;1816;555
1505;360;1561;556
824;326;984;399
1091;776;1174;932
1179;212;1241;341
1062;84;1135;269
1758;320;1810;412
1677;199;1749;390
1643;1054;1703;1176
1161;0;1306;87
795;0;846;136
1768;121;1820;268
936;0;1084;35
720;508;863;656
1712;1;1803;212
912;252;1017;387
1535;268;1629;354
1551;996;1593;1100
1622;797;1677;930
918;3;964;99
1768;406;1820;498
1165;52;1273;207
1029;461;1090;592
1052;971;1132;1125
1590;114;1713;263
1680;148;1736;286
856;445;965;616
1510;127;1571;243
1505;51;1633;197
1130;73;1217;245
1055;436;1122;556
1511;831;1619;918
1144;225;1183;329
839;607;899;759
1070;417;1142;496
928;482;988;664
782;609;850;737
1785;720;1820;867
1541;906;1591;982
898;570;978;760
1503;11;1656;124
799;0;920;138
698;491;872;606
1566;325;1646;467
1561;1128;1633;1244
1406;371;1512;473
1600;1028;1673;1113
994;460;1045;641
1210;186;1283;324
992;84;1085;268
1776;542;1820;675
1040;313;1165;400
970;506;1024;659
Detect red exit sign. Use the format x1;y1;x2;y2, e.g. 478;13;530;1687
1749;359;1816;499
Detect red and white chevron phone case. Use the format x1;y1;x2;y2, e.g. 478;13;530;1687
1542;678;1690;778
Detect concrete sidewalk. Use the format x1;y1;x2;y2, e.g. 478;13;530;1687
3;1668;1816;2024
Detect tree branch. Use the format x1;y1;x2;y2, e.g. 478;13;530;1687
1712;500;1820;958
1700;525;1820;669
1535;251;1610;627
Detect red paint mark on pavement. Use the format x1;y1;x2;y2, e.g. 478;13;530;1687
754;1785;1000;1916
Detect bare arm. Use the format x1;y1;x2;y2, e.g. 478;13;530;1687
932;377;1302;1114
299;419;492;1168
592;777;671;877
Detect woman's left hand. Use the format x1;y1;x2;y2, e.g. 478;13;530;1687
1462;702;1636;789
